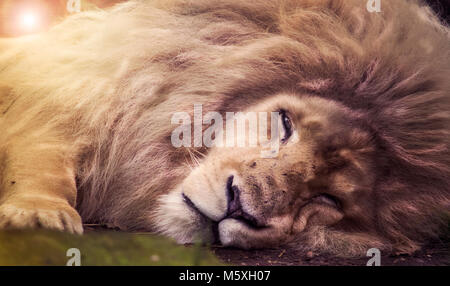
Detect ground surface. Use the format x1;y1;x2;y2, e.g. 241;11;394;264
91;225;450;266
0;225;447;266
212;244;450;266
0;227;223;266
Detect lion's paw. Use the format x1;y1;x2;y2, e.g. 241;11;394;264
0;200;83;234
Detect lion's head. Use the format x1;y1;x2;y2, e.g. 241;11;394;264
156;94;381;250
143;0;450;256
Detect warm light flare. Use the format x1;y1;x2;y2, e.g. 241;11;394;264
20;11;40;31
1;1;128;37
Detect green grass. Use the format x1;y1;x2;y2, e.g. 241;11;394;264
0;229;224;266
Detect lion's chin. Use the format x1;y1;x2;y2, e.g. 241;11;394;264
154;189;265;247
154;188;217;245
154;189;289;249
154;184;293;249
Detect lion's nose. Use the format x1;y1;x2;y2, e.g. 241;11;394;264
225;175;262;228
226;175;241;216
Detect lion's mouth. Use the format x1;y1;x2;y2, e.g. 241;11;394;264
182;176;267;244
182;176;265;228
182;176;342;245
225;175;342;230
224;176;266;229
182;193;207;219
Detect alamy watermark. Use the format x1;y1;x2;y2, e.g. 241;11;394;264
366;248;381;266
170;104;290;158
67;0;81;13
66;1;380;15
366;0;381;13
66;248;81;266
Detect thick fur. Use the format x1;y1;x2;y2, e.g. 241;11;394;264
0;0;449;256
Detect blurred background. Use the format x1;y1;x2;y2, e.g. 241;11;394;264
0;0;448;37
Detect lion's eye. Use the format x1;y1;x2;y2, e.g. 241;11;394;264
312;194;342;209
280;110;292;142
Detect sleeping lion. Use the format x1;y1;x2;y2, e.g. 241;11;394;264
0;0;449;257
